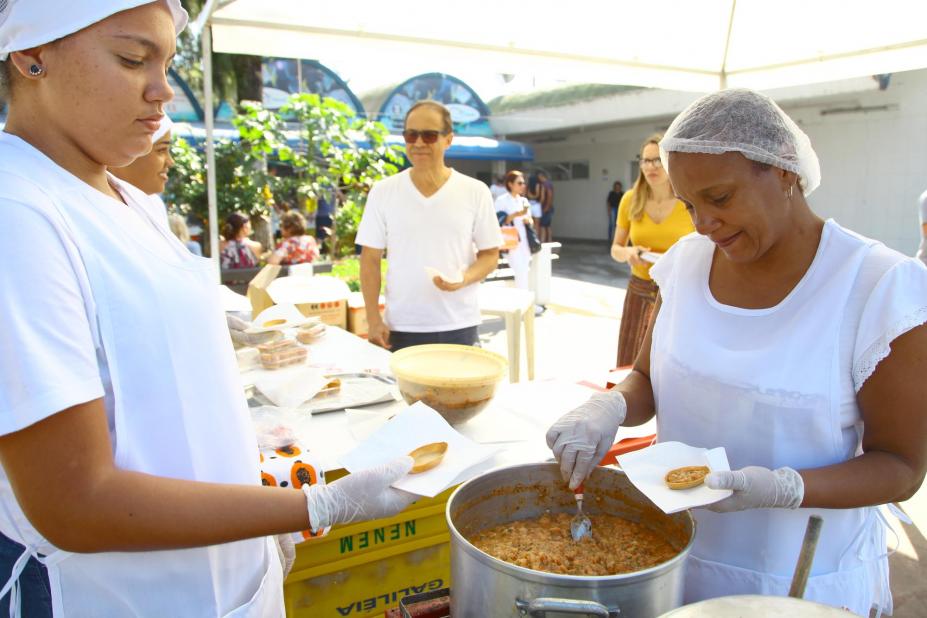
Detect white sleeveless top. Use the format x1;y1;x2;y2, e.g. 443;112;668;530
649;220;927;615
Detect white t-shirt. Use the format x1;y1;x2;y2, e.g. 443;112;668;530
651;220;927;440
356;169;502;332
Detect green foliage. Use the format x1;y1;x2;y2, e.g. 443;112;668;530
165;93;404;248
332;199;364;257
326;257;387;293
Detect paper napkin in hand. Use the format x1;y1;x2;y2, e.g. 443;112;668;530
339;402;498;497
617;441;732;514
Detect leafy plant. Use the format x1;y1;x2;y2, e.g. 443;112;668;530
326;257;387;292
165;93;404;258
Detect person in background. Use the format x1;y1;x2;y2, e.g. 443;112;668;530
547;89;927;616
526;172;544;237
268;211;319;266
606;180;624;243
916;189;927;267
494;170;533;290
611;134;694;367
490;174;508;201
0;2;415;615
357;100;502;352
168;212;202;256
537;170;555;242
220;211;262;270
315;191;335;252
109;115;174;227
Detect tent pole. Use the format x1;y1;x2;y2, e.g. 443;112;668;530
202;25;220;278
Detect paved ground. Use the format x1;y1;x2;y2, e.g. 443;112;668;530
478;238;927;617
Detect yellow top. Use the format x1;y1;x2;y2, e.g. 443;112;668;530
617;189;695;281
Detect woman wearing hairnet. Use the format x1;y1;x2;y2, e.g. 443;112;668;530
0;2;414;616
547;89;927;615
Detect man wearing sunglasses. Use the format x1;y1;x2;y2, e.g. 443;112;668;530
357;100;503;352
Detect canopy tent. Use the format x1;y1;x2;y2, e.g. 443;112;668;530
193;0;927;271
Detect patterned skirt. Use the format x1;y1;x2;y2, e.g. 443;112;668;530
616;275;659;367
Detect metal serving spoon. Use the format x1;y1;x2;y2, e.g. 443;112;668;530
570;484;592;541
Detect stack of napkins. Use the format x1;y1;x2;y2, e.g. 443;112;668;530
616;441;732;514
339;402;498;497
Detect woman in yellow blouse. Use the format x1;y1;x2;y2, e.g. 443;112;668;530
612;134;694;366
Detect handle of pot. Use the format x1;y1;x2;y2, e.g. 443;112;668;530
515;596;619;617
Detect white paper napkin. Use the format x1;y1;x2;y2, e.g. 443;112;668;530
424;266;463;284
616;441;732;514
339;402;499;497
252;365;328;408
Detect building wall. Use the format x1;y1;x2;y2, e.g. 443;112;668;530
531;69;927;255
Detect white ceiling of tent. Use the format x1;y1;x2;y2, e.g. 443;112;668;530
205;0;927;92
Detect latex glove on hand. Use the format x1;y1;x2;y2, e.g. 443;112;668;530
274;533;296;578
226;314;282;348
546;391;627;490
705;466;804;513
304;456;417;531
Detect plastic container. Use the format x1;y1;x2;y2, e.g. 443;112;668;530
258;340;307;369
389;345;507;424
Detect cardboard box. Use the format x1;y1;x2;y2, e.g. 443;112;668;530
347;292;385;339
247;269;349;330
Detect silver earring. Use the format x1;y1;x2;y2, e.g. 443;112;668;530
28;64;43;76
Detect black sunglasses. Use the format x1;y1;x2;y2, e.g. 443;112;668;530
402;129;448;144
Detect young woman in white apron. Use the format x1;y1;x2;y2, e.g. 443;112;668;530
0;3;415;616
546;89;927;616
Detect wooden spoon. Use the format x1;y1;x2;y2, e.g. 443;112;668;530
408;442;448;474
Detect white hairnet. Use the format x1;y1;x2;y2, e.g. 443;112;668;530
152;115;173;142
660;89;821;196
0;0;188;61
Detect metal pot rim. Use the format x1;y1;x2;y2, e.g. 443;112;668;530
446;462;696;584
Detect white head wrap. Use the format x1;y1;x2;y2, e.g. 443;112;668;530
0;0;188;61
152;115;173;142
660;89;821;196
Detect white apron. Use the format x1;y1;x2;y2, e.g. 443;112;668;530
0;139;283;617
650;227;891;617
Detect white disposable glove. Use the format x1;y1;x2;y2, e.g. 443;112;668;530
226;314;282;347
303;456;417;530
705;466;804;512
274;533;296;578
546;391;627;490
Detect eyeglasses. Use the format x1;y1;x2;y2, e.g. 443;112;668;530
402;129;448;144
640;157;663;168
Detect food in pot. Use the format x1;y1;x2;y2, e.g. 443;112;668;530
408;442;448;474
469;512;678;575
665;466;710;490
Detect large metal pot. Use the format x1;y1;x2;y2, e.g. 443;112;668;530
447;463;695;618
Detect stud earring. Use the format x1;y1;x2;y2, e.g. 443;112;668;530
28;64;43;76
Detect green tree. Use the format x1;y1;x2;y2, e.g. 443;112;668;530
165;94;404;257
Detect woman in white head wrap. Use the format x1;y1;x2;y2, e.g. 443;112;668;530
109;115;174;226
546;89;927;615
0;2;415;616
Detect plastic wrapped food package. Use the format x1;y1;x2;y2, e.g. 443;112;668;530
296;321;327;344
257;339;308;370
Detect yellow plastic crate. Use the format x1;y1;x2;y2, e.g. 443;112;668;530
284;533;451;617
290;485;455;573
284;485;456;616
